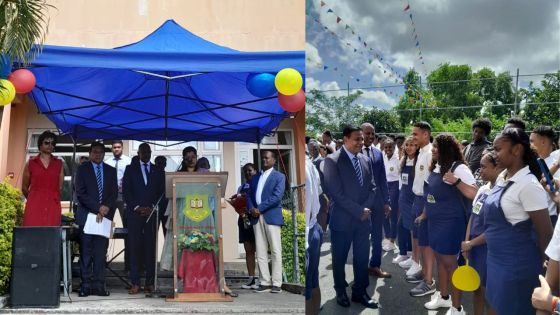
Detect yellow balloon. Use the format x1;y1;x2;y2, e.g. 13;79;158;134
275;68;303;96
0;79;16;106
452;261;480;292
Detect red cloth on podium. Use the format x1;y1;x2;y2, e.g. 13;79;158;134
23;155;62;227
178;250;218;293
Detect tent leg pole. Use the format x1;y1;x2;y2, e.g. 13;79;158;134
69;137;77;214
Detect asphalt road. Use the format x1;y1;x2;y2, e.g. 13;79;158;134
317;231;475;315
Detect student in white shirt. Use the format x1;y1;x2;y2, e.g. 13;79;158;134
484;127;553;315
417;134;477;315
530;125;559;227
382;139;400;251
408;122;435;297
461;151;502;315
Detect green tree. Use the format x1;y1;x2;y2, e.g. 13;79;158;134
305;89;364;139
521;71;560;129
427;63;482;121
394;69;435;127
359;108;402;134
0;0;52;65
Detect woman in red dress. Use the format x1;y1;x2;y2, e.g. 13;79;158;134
22;131;64;227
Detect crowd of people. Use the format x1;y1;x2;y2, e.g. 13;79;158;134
21;133;287;299
305;117;560;315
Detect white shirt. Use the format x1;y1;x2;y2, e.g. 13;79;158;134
551;149;560;162
104;154;131;193
325;141;336;152
305;156;321;249
256;167;274;205
384;153;400;182
545;217;560;261
544;155;559;216
432;163;476;186
496;166;549;225
413;143;433;196
362;145;374;159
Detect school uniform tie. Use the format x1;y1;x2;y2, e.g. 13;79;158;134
364;147;370;158
96;165;103;203
352;156;363;186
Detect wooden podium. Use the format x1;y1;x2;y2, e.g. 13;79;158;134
164;172;232;302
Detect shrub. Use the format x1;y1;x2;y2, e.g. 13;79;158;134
0;179;24;295
281;209;305;284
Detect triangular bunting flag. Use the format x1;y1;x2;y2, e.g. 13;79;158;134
368;59;372;64
356;78;360;82
337;16;342;23
345;24;350;29
320;1;326;7
404;4;410;11
409;13;413;19
334;67;338;71
364;42;367;47
323;65;328;70
416;41;419;46
354;48;357;52
327;8;333;13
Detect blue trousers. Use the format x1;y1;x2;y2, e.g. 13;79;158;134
331;220;370;296
369;196;384;268
79;229;109;291
305;223;323;300
383;181;399;239
398;218;412;255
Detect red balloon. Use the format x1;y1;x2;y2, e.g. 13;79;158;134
278;89;305;113
8;69;36;94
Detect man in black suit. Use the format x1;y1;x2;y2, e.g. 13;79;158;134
75;141;117;297
123;143;165;294
323;125;378;309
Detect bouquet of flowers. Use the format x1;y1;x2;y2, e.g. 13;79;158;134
178;230;218;252
228;193;251;229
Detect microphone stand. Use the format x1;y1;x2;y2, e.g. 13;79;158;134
145;192;167;298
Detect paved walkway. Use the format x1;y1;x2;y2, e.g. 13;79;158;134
318;232;475;315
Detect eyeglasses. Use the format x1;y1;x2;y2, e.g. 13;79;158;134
42;141;55;146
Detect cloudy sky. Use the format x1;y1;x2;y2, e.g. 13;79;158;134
306;0;560;109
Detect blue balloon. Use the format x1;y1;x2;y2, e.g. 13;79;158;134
246;73;276;98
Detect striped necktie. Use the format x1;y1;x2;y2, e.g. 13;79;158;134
352;156;363;186
96;164;103;203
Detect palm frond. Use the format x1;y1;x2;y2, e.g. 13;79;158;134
0;0;54;66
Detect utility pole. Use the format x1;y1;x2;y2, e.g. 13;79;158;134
513;68;519;115
419;76;423;121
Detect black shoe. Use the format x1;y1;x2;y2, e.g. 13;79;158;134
92;288;110;296
351;293;379;309
336;292;350;307
78;288;90;297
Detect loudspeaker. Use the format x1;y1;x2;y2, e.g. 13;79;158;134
10;227;61;308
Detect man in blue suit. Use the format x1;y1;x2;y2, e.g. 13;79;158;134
361;123;392;278
323;125;378;308
75;141;118;297
246;150;286;294
123;143;165;295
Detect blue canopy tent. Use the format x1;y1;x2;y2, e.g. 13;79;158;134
27;19;305;143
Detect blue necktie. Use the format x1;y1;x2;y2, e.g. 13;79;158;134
353;156;363;186
96;165;103;203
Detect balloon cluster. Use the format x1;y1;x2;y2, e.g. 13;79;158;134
0;69;36;106
245;68;304;113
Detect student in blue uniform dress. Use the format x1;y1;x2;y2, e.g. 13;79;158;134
461;151;501;315
485;127;553;315
419;134;478;315
394;137;418;265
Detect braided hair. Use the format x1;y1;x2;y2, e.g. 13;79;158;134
496;127;542;179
